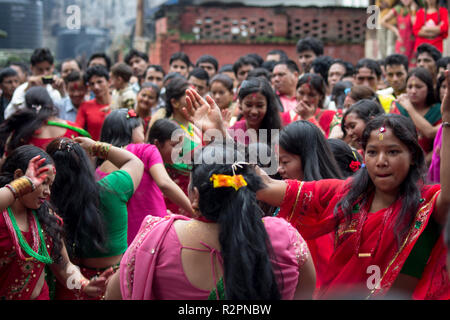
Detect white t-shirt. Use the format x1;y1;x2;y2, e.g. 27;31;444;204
4;82;61;119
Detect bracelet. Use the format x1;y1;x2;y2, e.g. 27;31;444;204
442;121;450;128
5;176;35;199
89;142;111;159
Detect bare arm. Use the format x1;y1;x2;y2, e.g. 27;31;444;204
397;95;440;139
254;166;287;207
49;240;114;298
293;249;316;300
434;70;450;225
381;10;400;38
105;270;122;300
149;163;194;215
74;137;144;191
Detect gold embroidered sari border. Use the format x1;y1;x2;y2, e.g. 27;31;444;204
288;181;304;223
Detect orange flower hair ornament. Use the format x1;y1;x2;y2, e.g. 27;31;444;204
209;162;249;191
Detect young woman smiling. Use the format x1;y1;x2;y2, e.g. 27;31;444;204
391;67;442;164
228;77;281;145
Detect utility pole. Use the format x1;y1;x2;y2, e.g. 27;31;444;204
133;0;147;52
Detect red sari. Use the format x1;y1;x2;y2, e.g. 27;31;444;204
278;179;449;299
0;210;54;300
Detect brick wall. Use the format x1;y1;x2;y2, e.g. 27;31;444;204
149;5;367;72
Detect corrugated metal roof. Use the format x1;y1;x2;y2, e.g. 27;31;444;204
149;0;370;8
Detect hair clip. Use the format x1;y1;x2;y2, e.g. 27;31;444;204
58;139;73;152
210;174;247;191
127;109;137;118
31;104;42;113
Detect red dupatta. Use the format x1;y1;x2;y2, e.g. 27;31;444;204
278;179;449;299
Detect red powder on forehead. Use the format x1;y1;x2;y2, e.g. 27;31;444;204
251;92;258;98
73;83;79;90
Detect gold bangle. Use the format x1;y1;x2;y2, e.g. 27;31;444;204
6;177;34;199
90;142;111;159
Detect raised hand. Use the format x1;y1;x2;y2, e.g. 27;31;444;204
184;88;226;136
397;93;414;112
25;155;50;189
73;136;96;152
295;100;316;120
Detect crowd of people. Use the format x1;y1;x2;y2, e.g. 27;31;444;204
0;20;449;300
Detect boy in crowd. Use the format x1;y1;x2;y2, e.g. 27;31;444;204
0;68;20;123
353;58;395;113
272;60;299;112
75;65;112;140
196;55;218;79
188;67;210;98
233;55;259;87
88;52;112;71
382;54;409;98
124;49;149;93
55;71;87;122
416;43;442;86
296;37;324;75
4;48;64;119
110;63;137;110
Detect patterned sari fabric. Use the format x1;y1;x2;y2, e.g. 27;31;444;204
278;179;449;299
119;214;310;300
0;210;53;300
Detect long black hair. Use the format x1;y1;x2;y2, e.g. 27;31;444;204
191;143;282;300
328;138;364;178
296;73;327;109
0;145;63;263
406;67;437;107
341;99;385;137
280;120;343;181
334;114;426;247
46;138;106;258
0;86;59;153
100;108;143;148
147;118;181;144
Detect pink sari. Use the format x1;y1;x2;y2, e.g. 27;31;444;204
119;214;309;300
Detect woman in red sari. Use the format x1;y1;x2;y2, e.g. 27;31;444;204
281;73;341;138
0;145;112;299
278;120;343;288
258;111;450;299
182;83;450;299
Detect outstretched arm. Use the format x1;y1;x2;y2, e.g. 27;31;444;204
435;70;450;225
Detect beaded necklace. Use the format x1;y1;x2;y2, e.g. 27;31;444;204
3;207;53;264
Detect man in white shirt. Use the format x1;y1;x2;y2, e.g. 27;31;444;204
4;48;64;119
